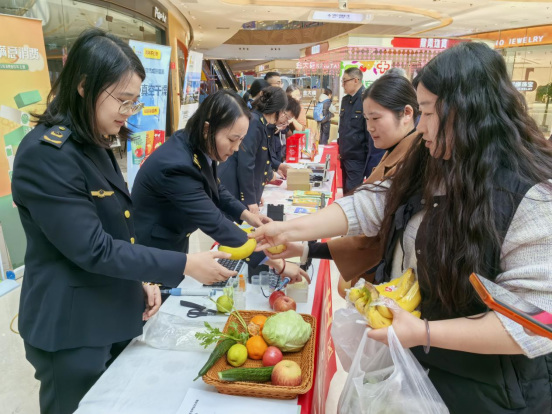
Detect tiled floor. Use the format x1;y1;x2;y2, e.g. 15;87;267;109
0;151;347;413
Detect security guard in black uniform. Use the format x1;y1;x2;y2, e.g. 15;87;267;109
132;90;269;267
219;86;288;214
11;29;233;414
338;67;385;194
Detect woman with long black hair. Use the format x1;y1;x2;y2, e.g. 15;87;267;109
251;42;552;413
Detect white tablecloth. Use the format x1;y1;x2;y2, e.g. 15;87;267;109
76;170;328;413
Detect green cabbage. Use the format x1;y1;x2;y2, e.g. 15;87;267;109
262;310;312;352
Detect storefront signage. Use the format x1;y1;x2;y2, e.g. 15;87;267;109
391;37;467;49
468;25;552;49
152;6;167;24
305;42;329;57
512;80;537;92
312;11;365;23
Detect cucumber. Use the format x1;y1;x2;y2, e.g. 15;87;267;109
194;338;237;381
218;366;274;382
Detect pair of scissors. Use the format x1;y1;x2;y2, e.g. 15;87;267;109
180;300;218;318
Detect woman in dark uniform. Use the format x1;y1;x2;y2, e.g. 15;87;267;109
132;90;309;282
218;86;287;215
11;29;234;414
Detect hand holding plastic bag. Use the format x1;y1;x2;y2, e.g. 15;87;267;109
338;326;449;414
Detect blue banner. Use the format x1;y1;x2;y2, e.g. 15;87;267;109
126;40;171;191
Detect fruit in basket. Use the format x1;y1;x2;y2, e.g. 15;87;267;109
227;343;248;367
216;295;234;313
273;296;297;312
262;346;283;367
247;315;268;336
269;290;285;308
246;335;268;360
267;244;287;254
271;360;302;386
219;238;257;260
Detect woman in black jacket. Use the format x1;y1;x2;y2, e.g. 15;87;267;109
11;29;234;414
219;86;288;214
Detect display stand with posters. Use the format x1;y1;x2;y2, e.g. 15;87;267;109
178;50;203;130
126;40;171;191
0;14;51;270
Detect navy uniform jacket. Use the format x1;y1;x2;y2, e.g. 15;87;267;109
11;124;187;352
219;110;273;206
338;86;385;166
131;130;252;254
268;124;283;172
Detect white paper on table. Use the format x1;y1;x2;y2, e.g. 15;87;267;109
176;388;300;414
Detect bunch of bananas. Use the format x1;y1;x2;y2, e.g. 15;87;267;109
347;268;422;329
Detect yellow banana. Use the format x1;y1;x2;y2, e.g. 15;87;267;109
411;310;421;318
375;268;415;300
218;238;257;260
365;306;392;329
396;282;422;313
376;304;393;319
348;288;363;303
355;297;369;314
363;283;380;302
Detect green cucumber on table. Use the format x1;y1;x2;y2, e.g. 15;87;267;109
195;338;237;380
218;366;274;382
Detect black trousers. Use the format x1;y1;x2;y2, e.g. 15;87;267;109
24;340;130;414
340;158;366;195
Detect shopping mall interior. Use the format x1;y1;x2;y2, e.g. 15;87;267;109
1;1;552;413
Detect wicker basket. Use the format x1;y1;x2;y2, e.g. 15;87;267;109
203;310;317;400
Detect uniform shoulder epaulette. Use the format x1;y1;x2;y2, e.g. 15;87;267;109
193;153;202;170
40;125;71;148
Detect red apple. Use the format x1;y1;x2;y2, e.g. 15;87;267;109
262;346;283;367
269;290;285;308
271;360;302;386
134;147;143;157
273;296;296;312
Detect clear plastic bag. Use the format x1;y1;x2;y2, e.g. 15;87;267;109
138;311;225;352
331;307;367;372
338;326;449;414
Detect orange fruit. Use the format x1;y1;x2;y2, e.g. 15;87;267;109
247;315;268;336
246;335;268;360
